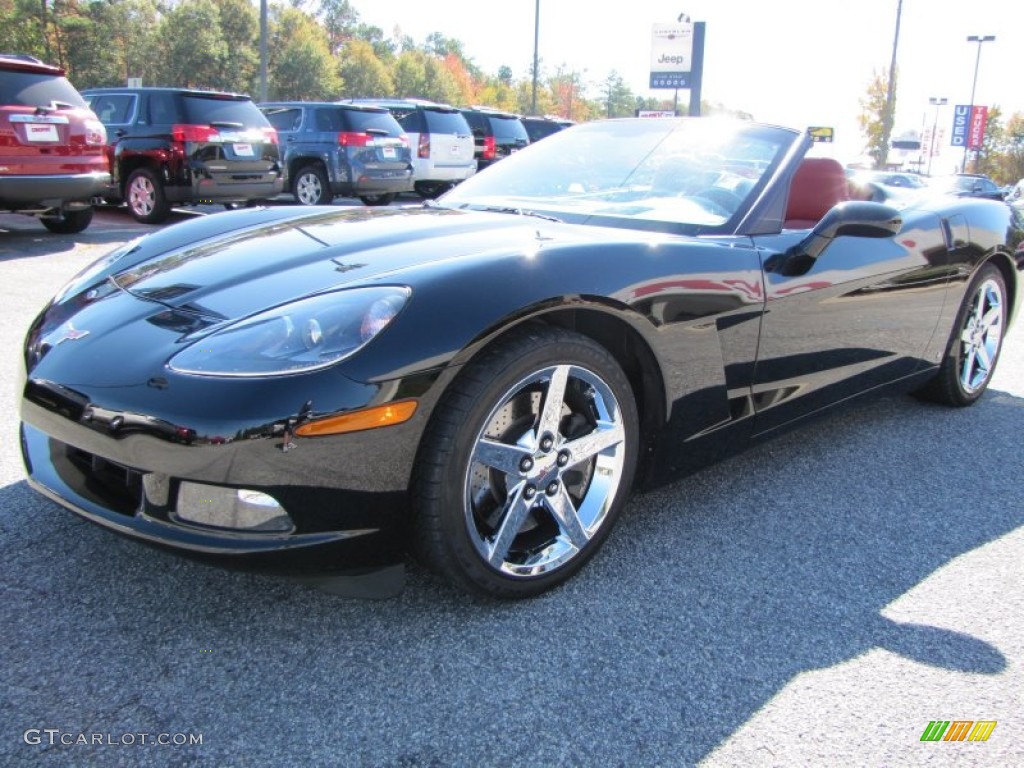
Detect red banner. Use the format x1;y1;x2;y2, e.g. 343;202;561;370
968;106;988;150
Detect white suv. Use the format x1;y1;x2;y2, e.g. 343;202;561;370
346;99;475;198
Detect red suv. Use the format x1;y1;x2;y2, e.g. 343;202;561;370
0;55;109;233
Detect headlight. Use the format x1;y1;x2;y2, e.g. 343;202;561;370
168;286;411;377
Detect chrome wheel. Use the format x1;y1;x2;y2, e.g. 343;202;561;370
958;276;1004;394
465;363;627;577
294;166;329;205
128;175;156;217
414;326;638;597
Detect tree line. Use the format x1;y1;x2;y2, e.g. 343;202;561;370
1;0;700;120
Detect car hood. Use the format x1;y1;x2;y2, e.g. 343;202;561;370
101;205;554;321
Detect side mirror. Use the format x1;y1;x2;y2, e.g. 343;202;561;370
769;201;902;275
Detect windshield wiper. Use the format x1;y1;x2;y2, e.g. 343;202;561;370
478;205;561;223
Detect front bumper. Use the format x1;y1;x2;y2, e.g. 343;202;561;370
18;369;433;574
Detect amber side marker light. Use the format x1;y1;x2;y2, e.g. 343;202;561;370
294;400;418;437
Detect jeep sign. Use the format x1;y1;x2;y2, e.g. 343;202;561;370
650;22;694;89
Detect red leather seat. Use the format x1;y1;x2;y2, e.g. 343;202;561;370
784;158;849;229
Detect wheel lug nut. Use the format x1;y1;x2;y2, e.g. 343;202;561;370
519;457;534;473
540;434;554;452
523;485;537;500
557;451;570;467
546;481;560;496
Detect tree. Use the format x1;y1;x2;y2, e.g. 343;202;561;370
858;68;895;169
213;0;260;95
337;38;392;99
391;49;427;98
269;6;340;99
154;0;229;89
602;71;633;119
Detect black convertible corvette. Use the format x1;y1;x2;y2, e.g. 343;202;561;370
20;118;1022;598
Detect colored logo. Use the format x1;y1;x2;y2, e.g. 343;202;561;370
920;720;997;742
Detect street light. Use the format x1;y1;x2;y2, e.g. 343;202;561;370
927;96;947;177
963;34;995;172
531;0;540;114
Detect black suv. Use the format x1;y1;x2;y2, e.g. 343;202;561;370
260;102;413;206
458;106;530;170
0;55;109;233
83;87;283;223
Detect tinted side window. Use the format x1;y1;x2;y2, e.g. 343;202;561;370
314;108;344;132
145;92;177;124
263;107;302;132
424;109;470;134
90;94;136;125
0;71;87;108
390;108;425;133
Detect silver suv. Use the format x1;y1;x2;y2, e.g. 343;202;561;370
345;99;475;198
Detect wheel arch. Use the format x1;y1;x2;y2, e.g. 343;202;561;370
446;301;669;485
984;249;1020;327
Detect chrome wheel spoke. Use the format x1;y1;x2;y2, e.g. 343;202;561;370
473;437;532;477
536;365;570;441
561;419;624;465
544;485;590;550
486;486;533;567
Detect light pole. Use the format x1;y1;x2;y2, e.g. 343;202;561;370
963;34;995;172
881;0;903;169
531;0;540;115
927;96;947;176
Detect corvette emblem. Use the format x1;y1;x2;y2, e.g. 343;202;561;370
52;323;90;345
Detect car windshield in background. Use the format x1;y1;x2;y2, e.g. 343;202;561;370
181;94;266;125
440;118;796;231
343;109;403;134
422;108;469;133
0;71;87;108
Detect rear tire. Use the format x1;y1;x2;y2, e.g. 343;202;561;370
915;262;1007;406
125;168;170;223
40;207;93;234
413;326;639;598
293;164;331;206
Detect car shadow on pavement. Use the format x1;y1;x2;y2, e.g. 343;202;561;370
1;389;1021;766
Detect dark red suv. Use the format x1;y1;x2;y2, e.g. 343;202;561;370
0;55;109;233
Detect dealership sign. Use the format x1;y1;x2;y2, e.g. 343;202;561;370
951;105;989;149
649;22;694;89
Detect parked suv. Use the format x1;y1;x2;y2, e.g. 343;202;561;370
0;55;109;233
260;102;412;206
459;106;530;171
345;99;475;198
83;87;283;223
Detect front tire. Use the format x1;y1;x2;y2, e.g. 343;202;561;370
916;262;1007;406
40;207;93;234
413;326;639;598
125;168;170;223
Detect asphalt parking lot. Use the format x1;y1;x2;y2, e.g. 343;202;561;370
1;206;1022;767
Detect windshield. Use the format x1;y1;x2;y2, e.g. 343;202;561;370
440;118;798;231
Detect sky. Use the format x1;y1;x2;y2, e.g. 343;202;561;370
353;0;1022;168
